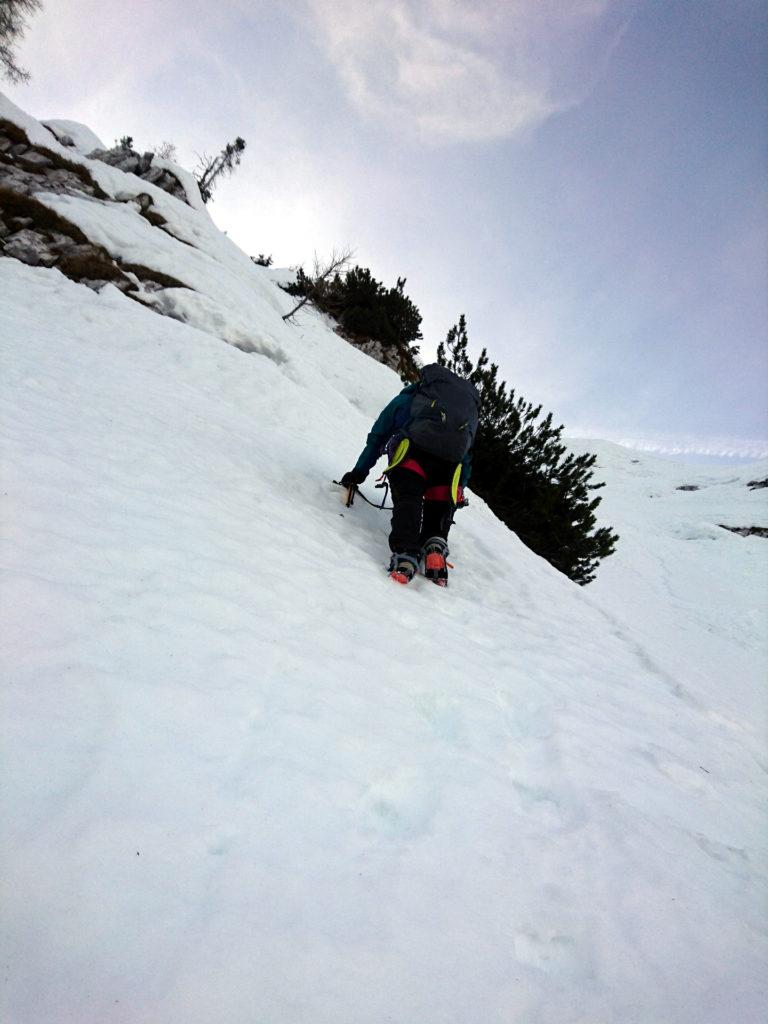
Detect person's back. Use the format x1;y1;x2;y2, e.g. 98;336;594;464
340;364;480;585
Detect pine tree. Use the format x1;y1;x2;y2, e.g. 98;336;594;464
282;263;422;377
0;0;42;83
382;277;422;356
194;137;246;204
438;316;618;585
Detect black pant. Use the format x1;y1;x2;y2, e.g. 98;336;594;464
387;446;456;556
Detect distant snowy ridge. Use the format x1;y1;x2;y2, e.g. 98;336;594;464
2;96;767;1024
611;432;768;461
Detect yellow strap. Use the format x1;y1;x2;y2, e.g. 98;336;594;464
384;438;410;473
451;463;462;505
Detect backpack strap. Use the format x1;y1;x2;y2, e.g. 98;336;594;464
450;463;462;504
384;437;410;473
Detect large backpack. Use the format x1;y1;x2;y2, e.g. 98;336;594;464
404;364;480;462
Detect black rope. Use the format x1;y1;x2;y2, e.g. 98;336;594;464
359;481;393;510
332;480;393;510
333;479;470;514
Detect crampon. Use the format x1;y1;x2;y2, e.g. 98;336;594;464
389;553;418;585
422;537;449;587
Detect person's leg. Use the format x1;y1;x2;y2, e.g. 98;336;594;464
413;453;457;585
418;449;458;547
387;464;427;556
420;492;454;546
420;495;452;585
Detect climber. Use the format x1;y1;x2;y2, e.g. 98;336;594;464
340;364;480;586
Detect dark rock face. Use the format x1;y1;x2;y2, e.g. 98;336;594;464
747;478;768;491
676;485;701;492
719;524;768;539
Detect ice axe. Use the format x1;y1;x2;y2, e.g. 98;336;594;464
331;478;392;510
332;479;357;507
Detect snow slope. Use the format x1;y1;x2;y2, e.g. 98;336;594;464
2;99;767;1024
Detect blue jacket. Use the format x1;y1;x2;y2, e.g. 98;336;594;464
353;385;473;486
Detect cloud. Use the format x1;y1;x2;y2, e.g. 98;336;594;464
302;0;631;143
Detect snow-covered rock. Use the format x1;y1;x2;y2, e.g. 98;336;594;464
41;117;106;154
2;98;766;1024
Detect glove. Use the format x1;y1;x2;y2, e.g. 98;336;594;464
341;469;366;487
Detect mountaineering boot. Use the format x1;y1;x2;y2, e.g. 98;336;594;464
422;536;449;587
389;552;419;585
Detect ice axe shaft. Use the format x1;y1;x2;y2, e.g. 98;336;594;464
332;479;357;507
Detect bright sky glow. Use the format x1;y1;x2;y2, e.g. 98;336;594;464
6;0;767;458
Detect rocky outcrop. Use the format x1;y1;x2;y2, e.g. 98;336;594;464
343;336;402;375
86;143;191;205
0;186;186;294
0;117;108;198
1;104;284;360
0;122;187;296
332;327;419;381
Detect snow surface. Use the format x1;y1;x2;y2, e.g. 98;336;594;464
40;118;105;155
2;99;767;1024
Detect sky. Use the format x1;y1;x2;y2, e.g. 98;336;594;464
6;0;767;458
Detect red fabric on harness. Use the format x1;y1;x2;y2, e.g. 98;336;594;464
397;456;464;503
424;484;464;503
400;457;427;478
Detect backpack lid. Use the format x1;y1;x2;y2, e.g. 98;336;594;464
419;364;480;407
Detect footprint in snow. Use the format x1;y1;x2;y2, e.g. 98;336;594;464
693;833;750;876
413;692;467;745
510;779;588;833
637;745;708;792
513;929;581;978
361;769;439;840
